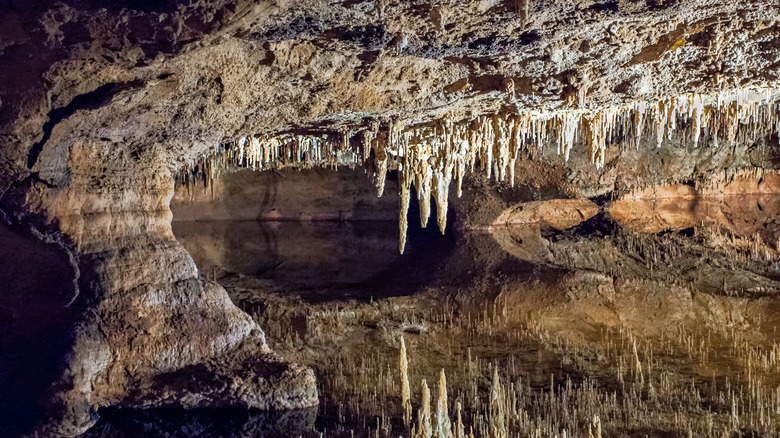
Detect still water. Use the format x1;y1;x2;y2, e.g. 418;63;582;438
85;196;780;437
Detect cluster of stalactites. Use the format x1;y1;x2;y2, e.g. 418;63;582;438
176;131;358;189
582;89;779;168
177;87;780;254
389;112;587;252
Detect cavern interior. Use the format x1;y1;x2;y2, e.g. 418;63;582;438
3;0;780;437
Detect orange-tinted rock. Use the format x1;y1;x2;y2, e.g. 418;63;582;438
493;198;599;230
0;141;317;436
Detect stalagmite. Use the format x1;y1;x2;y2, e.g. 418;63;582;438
418;379;432;438
592;415;602;438
633;339;644;387
489;366;506;438
454;402;465;438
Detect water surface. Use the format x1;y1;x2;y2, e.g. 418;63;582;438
93;197;780;437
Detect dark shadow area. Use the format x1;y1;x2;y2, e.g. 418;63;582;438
438;231;571;295
173;185;457;303
80;407;318;438
5;0;182;12
0;221;79;436
337;185;458;301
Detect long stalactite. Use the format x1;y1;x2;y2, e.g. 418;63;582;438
178;87;780;253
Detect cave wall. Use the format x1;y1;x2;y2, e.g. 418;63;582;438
3;0;780;194
0;140;317;436
2;0;780;435
172;167;400;222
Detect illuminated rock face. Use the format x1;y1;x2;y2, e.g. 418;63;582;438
1;0;780;435
0;141;317;436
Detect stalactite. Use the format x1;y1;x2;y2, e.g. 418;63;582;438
370;121;389;197
178;87;780;253
399;161;411;254
400;336;412;428
432;118;456;233
407;129;434;229
555;111;580;162
435;369;452;438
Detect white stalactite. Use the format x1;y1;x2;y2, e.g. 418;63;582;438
182;87;780;253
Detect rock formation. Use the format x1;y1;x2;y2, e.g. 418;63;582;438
0;142;317;436
2;0;780;435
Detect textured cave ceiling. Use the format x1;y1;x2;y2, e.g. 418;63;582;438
2;0;780;194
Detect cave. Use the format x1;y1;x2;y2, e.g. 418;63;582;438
3;1;780;437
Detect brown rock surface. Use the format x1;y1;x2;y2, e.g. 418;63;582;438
172;167;399;222
0;140;317;436
492;198;599;229
2;0;780;435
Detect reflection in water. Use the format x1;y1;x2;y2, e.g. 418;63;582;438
172;220;455;302
165;208;780;438
173;221;400;289
81;407;317;438
494;196;780;296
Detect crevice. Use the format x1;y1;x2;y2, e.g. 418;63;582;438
27;80;145;169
